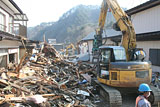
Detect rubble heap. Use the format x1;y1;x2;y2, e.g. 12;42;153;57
0;44;100;107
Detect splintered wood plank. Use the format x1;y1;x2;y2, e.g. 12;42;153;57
73;100;80;106
5;94;14;99
9;82;31;94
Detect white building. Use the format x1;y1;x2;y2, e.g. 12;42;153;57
0;0;28;68
48;39;56;44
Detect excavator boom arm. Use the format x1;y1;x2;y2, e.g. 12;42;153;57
105;0;136;60
98;0;108;33
92;0;108;58
94;0;137;61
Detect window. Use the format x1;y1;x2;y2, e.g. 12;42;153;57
9;16;13;33
149;49;160;66
136;71;149;78
0;55;7;67
113;48;126;61
111;72;117;80
0;12;6;31
9;54;15;63
101;50;111;63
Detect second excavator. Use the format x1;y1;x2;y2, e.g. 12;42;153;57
92;0;160;106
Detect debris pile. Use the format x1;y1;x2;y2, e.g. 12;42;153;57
0;44;100;107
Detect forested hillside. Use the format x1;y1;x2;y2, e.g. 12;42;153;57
27;5;115;43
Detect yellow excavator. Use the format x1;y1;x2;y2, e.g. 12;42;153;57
92;0;160;106
65;43;76;56
59;43;76;58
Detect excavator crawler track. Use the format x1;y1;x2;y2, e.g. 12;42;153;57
94;80;122;107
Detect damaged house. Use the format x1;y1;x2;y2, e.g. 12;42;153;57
0;0;28;67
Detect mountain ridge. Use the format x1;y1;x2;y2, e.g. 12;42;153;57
27;5;116;44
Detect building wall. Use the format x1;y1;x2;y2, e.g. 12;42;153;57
130;5;160;72
137;41;160;72
131;5;160;34
88;40;93;54
0;40;20;46
103;39;116;46
87;41;93;62
136;41;160;60
48;39;56;44
79;42;88;54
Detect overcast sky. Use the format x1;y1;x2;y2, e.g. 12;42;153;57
14;0;149;27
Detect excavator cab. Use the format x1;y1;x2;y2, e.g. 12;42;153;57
100;46;126;65
99;46;126;79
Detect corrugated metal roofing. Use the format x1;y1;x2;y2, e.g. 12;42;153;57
126;0;160;15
